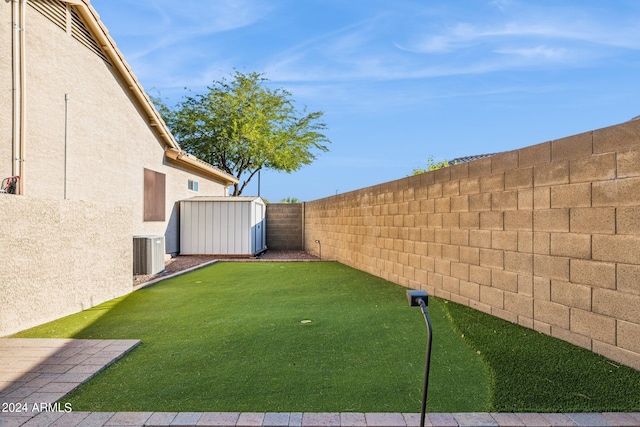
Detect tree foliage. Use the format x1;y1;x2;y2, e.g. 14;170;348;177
411;156;452;175
155;71;330;196
280;197;301;203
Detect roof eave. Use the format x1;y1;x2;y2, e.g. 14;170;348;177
165;149;238;187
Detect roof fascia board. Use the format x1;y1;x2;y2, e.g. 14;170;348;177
166;148;238;186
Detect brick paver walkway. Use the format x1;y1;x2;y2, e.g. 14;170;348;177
2;410;640;426
0;338;140;426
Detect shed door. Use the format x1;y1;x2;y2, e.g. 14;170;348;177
253;203;264;253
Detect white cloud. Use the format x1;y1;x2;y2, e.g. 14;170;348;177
400;22;580;54
260;0;640;88
99;0;640;114
95;0;273;60
489;0;513;11
494;45;568;60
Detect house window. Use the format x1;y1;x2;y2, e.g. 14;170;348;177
188;179;199;192
144;168;165;221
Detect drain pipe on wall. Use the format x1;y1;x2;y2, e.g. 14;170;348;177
19;0;26;195
11;0;21;185
64;93;69;199
11;0;27;195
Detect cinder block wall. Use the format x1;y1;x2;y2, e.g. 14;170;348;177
0;197;132;336
304;119;640;370
266;203;303;250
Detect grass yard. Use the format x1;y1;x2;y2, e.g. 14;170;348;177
13;262;640;413
13;262;489;413
443;301;640;412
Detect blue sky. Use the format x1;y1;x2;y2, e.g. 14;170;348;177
91;0;640;202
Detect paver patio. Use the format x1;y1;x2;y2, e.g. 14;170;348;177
0;338;139;426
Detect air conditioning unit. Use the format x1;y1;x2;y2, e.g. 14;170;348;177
133;235;165;275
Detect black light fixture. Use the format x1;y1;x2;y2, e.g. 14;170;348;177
406;289;433;427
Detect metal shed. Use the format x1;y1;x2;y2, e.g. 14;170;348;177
180;196;266;256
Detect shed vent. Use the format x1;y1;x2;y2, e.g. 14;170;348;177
133;236;165;275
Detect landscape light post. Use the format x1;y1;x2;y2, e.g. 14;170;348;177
406;290;433;427
247;162;261;197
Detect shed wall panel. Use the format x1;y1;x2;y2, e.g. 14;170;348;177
205;203;214;254
180;198;266;255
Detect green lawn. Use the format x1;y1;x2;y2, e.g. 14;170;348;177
443;300;640;412
13;262;489;413
13;262;640;412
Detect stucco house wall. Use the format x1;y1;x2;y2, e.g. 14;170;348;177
8;2;233;254
0;0;237;335
0;197;132;336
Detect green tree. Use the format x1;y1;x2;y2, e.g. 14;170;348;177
411;156;451;175
280;197;301;203
155;71;330;196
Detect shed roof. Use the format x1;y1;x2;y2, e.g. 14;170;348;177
61;0;238;187
181;196;265;203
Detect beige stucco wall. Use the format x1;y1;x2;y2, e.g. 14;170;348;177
0;2;230;335
1;3;227;255
0;197;132;337
304;119;640;370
